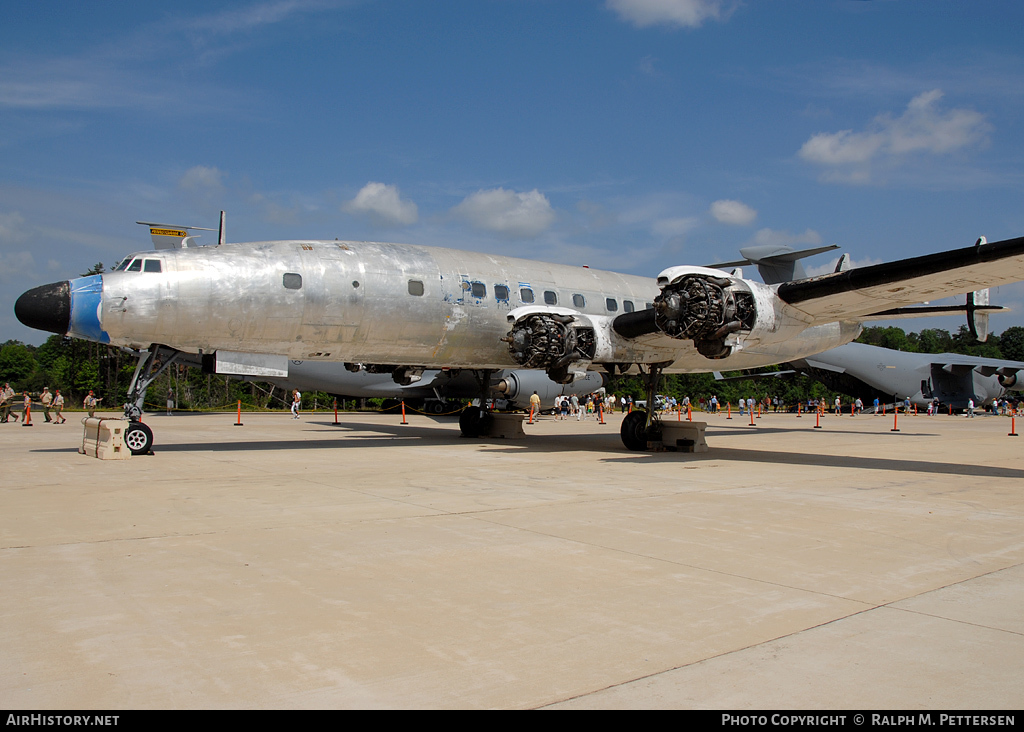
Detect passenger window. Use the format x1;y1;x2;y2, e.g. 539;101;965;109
471;282;486;298
573;294;586;308
126;259;142;272
606;298;618;312
408;280;424;296
544;291;557;305
283;273;302;289
494;285;510;301
624;300;635;313
143;260;162;273
520;288;535;303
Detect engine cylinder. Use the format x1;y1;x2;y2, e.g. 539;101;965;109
504;313;577;369
653;274;755;359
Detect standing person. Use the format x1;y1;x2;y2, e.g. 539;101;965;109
40;387;53;422
529;390;541;418
166;388;174;416
1;383;17;423
53;389;65;424
873;397;880;415
834;396;841;416
854;397;863;415
84;390;101;417
967;398;975;418
22;392;33;425
291;389;301;419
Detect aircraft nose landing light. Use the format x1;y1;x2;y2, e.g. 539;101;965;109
15;281;71;335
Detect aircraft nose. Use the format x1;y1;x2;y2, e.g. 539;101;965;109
14;281;71;335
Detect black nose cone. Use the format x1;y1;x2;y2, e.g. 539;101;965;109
15;281;71;335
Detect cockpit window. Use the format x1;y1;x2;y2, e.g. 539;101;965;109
143;259;162;273
113;258;131;271
126;259;142;272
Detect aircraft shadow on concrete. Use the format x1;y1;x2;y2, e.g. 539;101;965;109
32;417;1024;480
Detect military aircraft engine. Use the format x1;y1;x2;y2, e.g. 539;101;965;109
997;372;1024;391
503;313;597;383
654;274;756;359
495;369;604;404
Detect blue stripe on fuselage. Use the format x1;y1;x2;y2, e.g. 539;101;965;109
69;275;110;344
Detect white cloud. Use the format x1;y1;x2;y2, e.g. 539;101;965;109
651;217;699;238
710;199;757;226
343;182;418;227
178;165;226;193
607;0;734;29
0;211;28;244
451;188;555;238
798;90;992;183
0;251;36;286
751;228;823;249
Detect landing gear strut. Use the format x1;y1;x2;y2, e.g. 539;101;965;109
122;345;184;454
620;362;670;451
459;369;495;438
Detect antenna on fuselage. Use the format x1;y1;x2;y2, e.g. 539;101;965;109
218;210;226;246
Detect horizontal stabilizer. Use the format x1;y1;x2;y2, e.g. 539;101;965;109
709;244;840;284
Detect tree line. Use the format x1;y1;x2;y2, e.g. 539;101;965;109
2;324;1023;413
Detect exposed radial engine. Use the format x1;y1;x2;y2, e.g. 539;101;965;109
654;274;756;359
503;313;595;383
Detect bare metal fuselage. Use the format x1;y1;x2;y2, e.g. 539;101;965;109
88;240;860;372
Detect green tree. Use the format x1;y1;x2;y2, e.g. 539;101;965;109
998;326;1024;361
0;342;36;386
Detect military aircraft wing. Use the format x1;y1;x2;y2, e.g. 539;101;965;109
777;235;1024;325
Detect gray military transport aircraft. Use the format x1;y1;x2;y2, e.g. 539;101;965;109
755;341;1024;410
14;214;1024;452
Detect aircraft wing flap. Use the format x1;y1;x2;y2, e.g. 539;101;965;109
777;235;1024;324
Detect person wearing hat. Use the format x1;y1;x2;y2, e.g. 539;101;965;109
1;383;17;423
40;386;53;423
84;390;102;418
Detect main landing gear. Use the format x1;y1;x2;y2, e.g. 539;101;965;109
459;369;495;438
619;362;671;452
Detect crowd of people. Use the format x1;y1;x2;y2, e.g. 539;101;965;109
1;384;71;425
529;389;1023;421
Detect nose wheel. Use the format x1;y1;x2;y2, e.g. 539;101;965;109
125;421;154;455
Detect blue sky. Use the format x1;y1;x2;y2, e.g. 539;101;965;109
3;0;1024;345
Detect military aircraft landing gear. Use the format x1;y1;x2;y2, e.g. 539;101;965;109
121;344;187;455
460;369;495;438
459;406;494;438
621;409;659;451
124;421;154;456
620;361;671;451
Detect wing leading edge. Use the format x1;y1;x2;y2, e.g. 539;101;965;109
777;235;1024;324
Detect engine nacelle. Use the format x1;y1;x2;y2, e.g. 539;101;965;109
495;369;606;405
503;307;598;383
653;268;757;359
998;371;1024;391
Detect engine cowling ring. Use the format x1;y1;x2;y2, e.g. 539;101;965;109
504;313;577;369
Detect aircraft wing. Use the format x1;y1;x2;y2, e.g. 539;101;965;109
776;235;1024;324
926;353;1024;377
